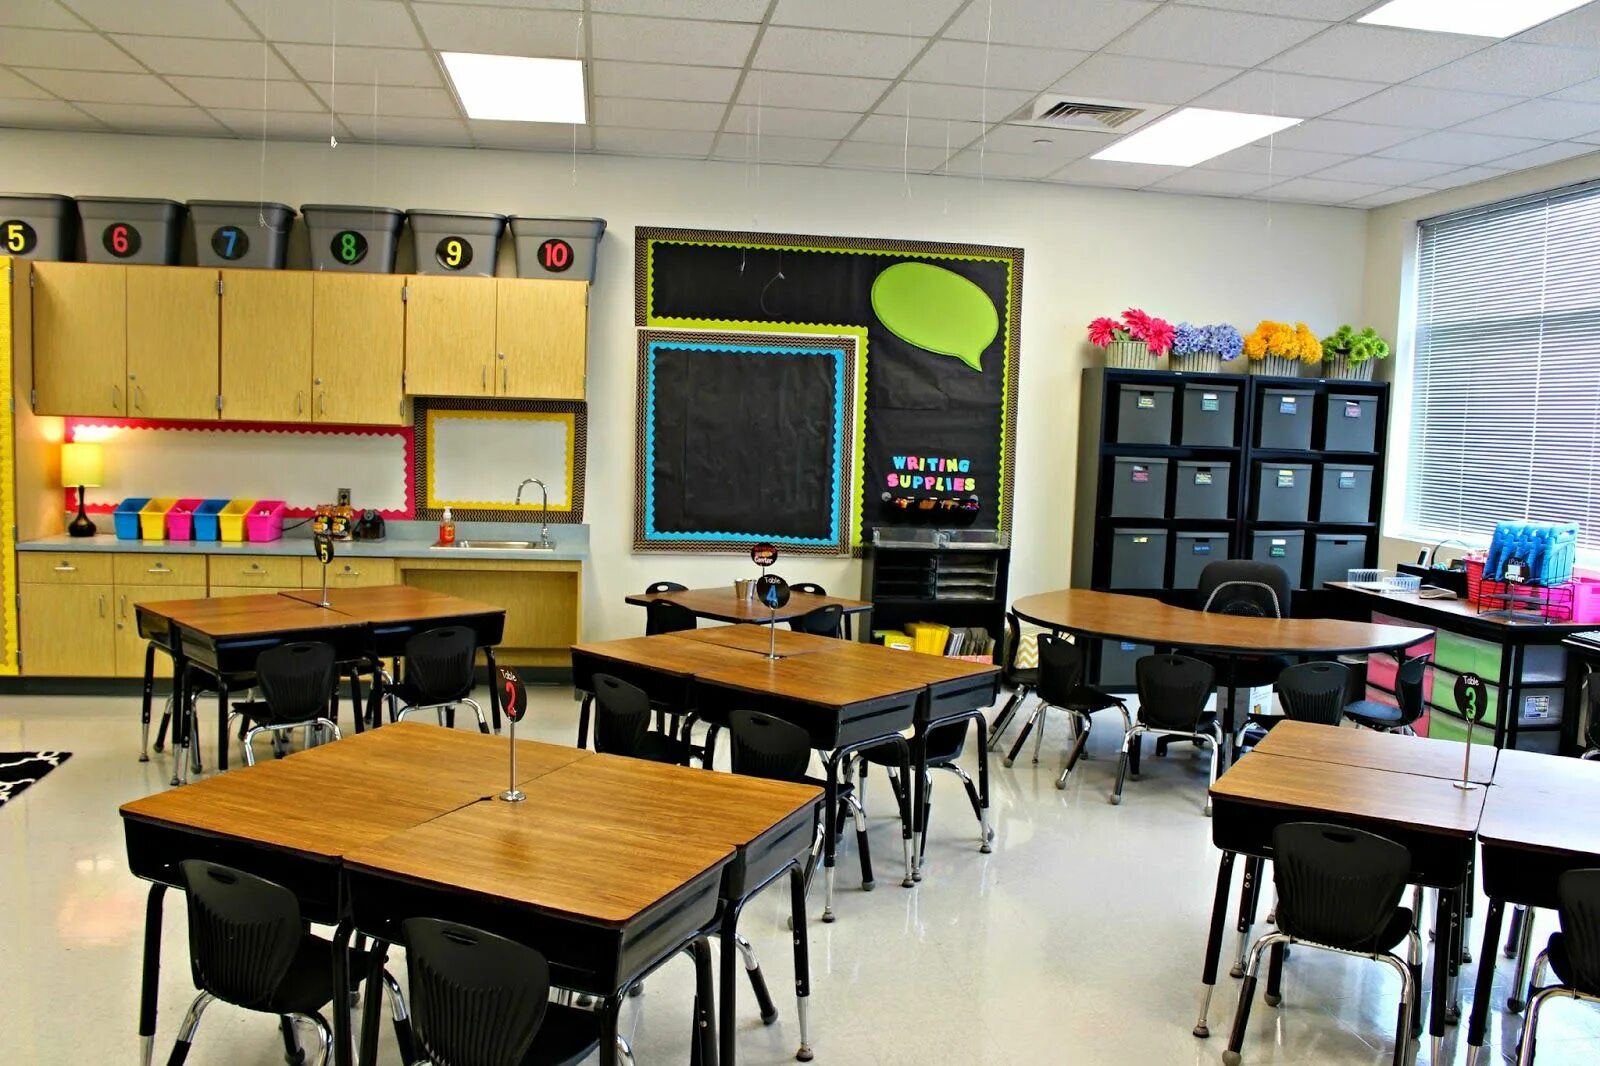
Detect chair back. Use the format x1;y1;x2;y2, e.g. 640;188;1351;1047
1001;611;1027;685
1584;672;1600;753
790;604;843;638
791;582;827;596
178;860;303;1010
1277;661;1351;726
1557;868;1600;994
1135;654;1215;732
922;718;970;764
1271;822;1410;952
254;641;337;725
644;581;687;595
1035;633;1085;707
1198;560;1290;618
645;599;697;636
592;673;654;757
404;918;550;1066
728;710;813;782
1393;654;1429;729
401;626;478;704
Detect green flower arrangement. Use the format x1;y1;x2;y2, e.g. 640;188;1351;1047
1321;324;1390;365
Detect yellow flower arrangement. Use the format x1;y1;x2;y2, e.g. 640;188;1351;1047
1244;320;1324;363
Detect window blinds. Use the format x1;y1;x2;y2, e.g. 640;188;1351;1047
1410;182;1600;550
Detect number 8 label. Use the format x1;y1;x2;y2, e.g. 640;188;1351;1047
434;235;472;271
330;230;368;266
2;220;37;255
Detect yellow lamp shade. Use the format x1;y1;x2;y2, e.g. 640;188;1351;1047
61;442;104;488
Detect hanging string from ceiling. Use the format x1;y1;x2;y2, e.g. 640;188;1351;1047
571;12;583;185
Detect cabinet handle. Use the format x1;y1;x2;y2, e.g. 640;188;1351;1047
245;563;262;574
52;562;76;573
134;385;144;411
296;391;304;415
98;594;106;619
318;393;326;415
482;365;487;389
111;384;121;409
120;594;127;617
338;569;361;578
147;564;171;575
502;365;508;390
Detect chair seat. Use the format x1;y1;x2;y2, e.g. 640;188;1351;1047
1344;699;1405;727
1200;653;1293;688
1063;684;1123;713
259;933;347;1015
1006;668;1039;689
517;1002;604;1066
635;730;693;765
1546;932;1600;995
391;679;471;708
1283;907;1414;956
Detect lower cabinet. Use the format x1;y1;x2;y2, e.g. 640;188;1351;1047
22;582;115;677
397;558;581;667
115;585;206;677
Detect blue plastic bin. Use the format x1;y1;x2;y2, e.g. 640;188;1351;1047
1484;521;1579;585
113;497;151;540
191;499;229;541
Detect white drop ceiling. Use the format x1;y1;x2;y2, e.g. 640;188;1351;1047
3;0;1600;207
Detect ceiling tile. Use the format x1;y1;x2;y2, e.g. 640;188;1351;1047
74;102;229;135
1050;157;1173;188
593;61;742;104
0;29;142;71
737;71;891;112
946;0;1159;52
1191;71;1386;119
167;75;326;112
1107;7;1327;68
112;35;294;80
712;132;837;163
1272;118;1427;155
325;85;460;119
239;0;422;48
976;125;1113;159
0;68;53;99
1266;176;1388;204
338;114;475;146
1552;76;1600;105
1346;187;1434;208
725;105;860;139
1380;130;1550;166
1263;25;1484;83
1049;54;1240;106
1454;99;1600;142
593;97;726;131
1311;156;1458;185
944;149;1066;180
1323;85;1523;129
1513;4;1600;49
467;120;590;150
413;3;581;55
276;44;444;88
771;0;963;36
0;97;101;129
61;0;257;38
20;68;186;105
851;113;984;148
908;41;1087;92
1483;141;1598;170
753;27;918;79
1411;44;1600;97
593;14;757;66
592;127;716;157
0;0;88;30
590;0;766;19
1198;144;1351;178
1180;1;1373;16
419;0;577;7
876;82;1034;123
1409;165;1511;191
828;140;952;171
209;108;343;140
1148;168;1275;196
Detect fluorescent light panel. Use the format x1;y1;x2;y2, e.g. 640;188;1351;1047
1092;108;1301;167
440;52;586;123
1358;0;1595;38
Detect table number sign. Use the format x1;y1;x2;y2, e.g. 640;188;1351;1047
1453;672;1487;791
497;666;529;802
313;533;334;607
756;574;791;659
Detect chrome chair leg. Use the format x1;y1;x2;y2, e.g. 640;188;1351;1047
1205;725;1222;817
733;933;779;1024
1516;971;1560;1066
616;1034;636;1066
1031;705;1049;764
1222;930;1286;1065
293;1012;333;1066
1375;951;1416;1066
1003;702;1040;767
460;696;490;734
1110;725;1142;805
166;990;215;1065
1508;908;1538;1011
843;790;873;891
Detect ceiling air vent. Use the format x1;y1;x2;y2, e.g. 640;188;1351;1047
1008;96;1157;135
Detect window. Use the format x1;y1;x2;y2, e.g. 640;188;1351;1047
1408;182;1600;551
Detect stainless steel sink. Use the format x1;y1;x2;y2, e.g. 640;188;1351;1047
430;540;554;551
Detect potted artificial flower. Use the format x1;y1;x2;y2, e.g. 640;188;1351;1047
1243;320;1322;376
1087;308;1176;370
1320;324;1390;380
1171;322;1243;373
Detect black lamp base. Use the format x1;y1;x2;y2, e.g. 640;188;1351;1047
68;486;96;538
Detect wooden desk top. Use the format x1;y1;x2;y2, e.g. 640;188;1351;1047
137;593;358;639
1481;749;1600;856
807;641;1000;685
1327;582;1593;633
1211;751;1487;838
625;586;872;624
1253;720;1495;784
666;625;844;657
344;796;733;925
281;585;504;624
695;652;925;707
571;634;762;676
1012;589;1432;655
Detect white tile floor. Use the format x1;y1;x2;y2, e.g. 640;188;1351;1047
1;686;1597;1065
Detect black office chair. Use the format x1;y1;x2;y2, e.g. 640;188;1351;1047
1004;634;1127;790
230;642;341;767
403;918;611;1066
987;611;1039;751
644;580;687;595
593;673;694;766
168;860;411;1066
790;582;827;596
389;626;490;734
1517;869;1600;1065
1345;655;1429;734
1275;661;1352;727
1222;823;1421;1066
789;604;844;638
862;717;991;863
1195;560;1294;752
1113;654;1221;815
645;599;698;636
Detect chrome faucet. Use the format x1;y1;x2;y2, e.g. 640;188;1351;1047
516;478;553;549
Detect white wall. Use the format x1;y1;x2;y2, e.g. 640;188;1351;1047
0;128;1369;639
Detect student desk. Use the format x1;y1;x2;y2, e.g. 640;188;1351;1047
1252;719;1496;783
626;585;872;634
670;624;846;657
568;634;760;749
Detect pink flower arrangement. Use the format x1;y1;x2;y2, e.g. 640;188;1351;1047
1087;308;1176;356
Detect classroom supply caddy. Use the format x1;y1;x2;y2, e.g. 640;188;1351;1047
190;499;229;541
138;498;179;540
245;501;287;542
217;500;255;542
165;499;204;541
113;498;152;540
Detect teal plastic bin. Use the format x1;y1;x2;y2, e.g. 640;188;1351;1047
113;497;151;540
191;499;229;541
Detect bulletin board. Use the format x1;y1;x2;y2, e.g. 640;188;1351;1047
412;398;587;522
636;227;1023;551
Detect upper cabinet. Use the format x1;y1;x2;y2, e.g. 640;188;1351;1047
32;261;129;416
405;277;588;401
498;279;587;400
126;267;221;420
313;273;408;425
219;270;313;422
404;275;497;398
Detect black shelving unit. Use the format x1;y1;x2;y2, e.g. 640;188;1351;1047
860;537;1011;662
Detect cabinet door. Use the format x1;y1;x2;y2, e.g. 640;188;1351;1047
221;270;313;422
404;275;496;397
32;262;126;416
22;583;115;676
127;266;221;420
312;273;407;425
496;279;587;399
115;584;205;677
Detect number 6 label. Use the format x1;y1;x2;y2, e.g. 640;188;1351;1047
2;219;37;255
103;222;141;259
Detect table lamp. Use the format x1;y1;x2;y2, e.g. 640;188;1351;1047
62;441;103;538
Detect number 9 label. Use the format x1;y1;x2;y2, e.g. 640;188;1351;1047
435;235;472;271
103;222;141;259
331;229;368;266
2;219;37;256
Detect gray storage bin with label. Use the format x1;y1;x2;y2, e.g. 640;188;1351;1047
1173;531;1231;588
407;209;507;277
1174;460;1231;520
0;193;77;260
1254;462;1312;521
301;204;404;272
188;200;294;268
1180;382;1238;447
1251;530;1306;588
77;197;184;264
1311;534;1368;590
1110;456;1168;517
1318;464;1374;523
511;216;606;281
1115;383;1173;445
1324;393;1379;452
1098;639;1154;690
1257;387;1314;450
1109;529;1167;589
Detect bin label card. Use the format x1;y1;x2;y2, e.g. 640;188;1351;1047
1270;538;1287;558
1201;392;1219;412
1523;694;1550;720
1279;396;1297;414
3;219;37;255
1193;541;1212;554
211;225;249;261
436;236;473;271
103;222;141;259
1133;536;1149;544
1339;471;1356;489
332;230;369;266
1277;469;1295;488
1345;401;1363;419
1136;393;1155;409
1131;464;1149;483
1194;469;1213;486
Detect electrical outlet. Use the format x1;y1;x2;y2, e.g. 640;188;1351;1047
336;487;351;507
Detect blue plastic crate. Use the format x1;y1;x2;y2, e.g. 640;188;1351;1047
112;497;151;540
1484;521;1579;585
190;499;229;541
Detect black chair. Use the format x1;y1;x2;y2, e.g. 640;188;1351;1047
1517;869;1600;1065
644;580;687;595
790;582;827;596
789;604;844;639
987;612;1039;751
1345;655;1429;734
168;860;410;1066
862;717;991;865
389;626;490;734
1113;655;1221;814
230;642;341;767
403;918;609;1066
1196;560;1294;752
1223;823;1420;1066
1581;673;1600;760
593;673;694;765
1004;634;1127;790
645;599;698;636
1274;661;1352;728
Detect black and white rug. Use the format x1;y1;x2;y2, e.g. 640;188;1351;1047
0;751;72;808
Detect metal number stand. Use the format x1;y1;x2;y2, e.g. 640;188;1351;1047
1453;673;1485;792
497;667;527;802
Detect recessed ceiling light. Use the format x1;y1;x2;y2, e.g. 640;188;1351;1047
1091;108;1301;167
440;52;586;123
1358;0;1595;38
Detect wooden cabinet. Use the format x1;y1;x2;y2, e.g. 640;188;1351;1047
398;557;581;667
497;279;587;399
208;555;302;589
402;277;588;400
32;261;127;416
22;583;115;676
126;267;220;420
404;276;497;397
301;556;397;588
220;270;313;422
313;273;407;425
115;584;205;677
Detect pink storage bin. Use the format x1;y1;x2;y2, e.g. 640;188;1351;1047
245;500;287;542
1572;577;1600;623
165;498;204;541
1366;654;1399;692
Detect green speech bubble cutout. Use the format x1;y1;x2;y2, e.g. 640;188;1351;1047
871;261;999;372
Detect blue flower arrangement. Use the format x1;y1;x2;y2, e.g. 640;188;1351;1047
1173;322;1244;361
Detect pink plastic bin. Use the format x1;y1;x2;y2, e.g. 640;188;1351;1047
1573;577;1600;624
165;498;204;541
245;500;286;542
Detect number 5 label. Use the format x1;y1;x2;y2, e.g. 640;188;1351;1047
2;219;37;255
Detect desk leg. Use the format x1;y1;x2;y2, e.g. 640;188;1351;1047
790;864;813;1062
357;942;386;1066
910;725;929;882
1429;889;1454;1060
1195;850;1236;1038
693;938;718;1066
170;660;190;787
365;659;386;731
1508;908;1537;1013
138;883;166;1066
215;675;231;773
348;671;365;735
483;647;503;733
139;642;157;762
1448;886;1466;1023
599;995;622;1066
973;714;993;853
1465;897;1505;1066
719;902;741;1066
578;694;593;750
331;921;354;1066
821;754;840;923
1231;856;1264;979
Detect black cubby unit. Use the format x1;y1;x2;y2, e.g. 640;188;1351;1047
860;541;1011;662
